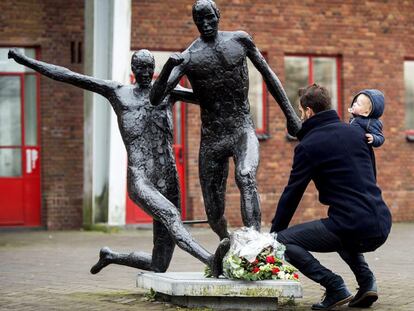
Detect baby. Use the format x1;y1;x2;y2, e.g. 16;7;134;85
349;89;385;147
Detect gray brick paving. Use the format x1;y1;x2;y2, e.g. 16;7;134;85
0;223;413;310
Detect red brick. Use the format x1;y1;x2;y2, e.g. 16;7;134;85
132;0;414;227
0;0;85;229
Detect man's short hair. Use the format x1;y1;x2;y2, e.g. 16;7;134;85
192;0;220;21
299;84;332;113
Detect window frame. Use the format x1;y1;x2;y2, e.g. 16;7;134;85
246;53;269;138
254;74;268;139
404;58;414;142
284;53;342;118
0;46;41;179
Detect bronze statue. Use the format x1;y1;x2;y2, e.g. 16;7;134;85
8;48;229;277
151;0;301;240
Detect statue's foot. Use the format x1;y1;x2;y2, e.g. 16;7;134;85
90;246;113;274
210;238;230;278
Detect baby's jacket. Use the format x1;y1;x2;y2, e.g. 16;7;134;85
350;89;385;148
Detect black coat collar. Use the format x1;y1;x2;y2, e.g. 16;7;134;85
296;110;340;141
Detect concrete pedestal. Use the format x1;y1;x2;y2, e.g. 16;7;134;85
136;272;302;310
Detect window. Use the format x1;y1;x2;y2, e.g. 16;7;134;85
284;55;341;118
0;48;39;177
247;59;267;135
404;60;414;129
405;60;414;142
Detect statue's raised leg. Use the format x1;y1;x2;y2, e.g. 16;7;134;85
128;169;216;267
90;219;175;274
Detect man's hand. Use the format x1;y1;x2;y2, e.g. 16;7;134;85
8;48;22;60
168;53;184;67
366;133;374;144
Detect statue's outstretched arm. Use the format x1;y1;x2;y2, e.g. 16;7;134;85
150;53;186;106
8;48;119;98
239;32;302;136
171;85;199;105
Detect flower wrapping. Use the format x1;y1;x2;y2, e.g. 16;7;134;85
221;227;299;281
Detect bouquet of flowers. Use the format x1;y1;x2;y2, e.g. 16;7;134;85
207;227;299;281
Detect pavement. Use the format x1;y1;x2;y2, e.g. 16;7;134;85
0;223;413;311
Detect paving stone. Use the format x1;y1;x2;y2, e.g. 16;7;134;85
0;223;413;310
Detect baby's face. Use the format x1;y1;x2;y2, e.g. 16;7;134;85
349;94;372;117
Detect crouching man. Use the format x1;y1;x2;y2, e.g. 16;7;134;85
270;84;392;310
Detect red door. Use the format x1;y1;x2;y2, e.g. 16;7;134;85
0;48;41;227
125;98;187;224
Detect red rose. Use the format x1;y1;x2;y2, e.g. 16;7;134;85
253;267;260;273
252;258;259;265
271;267;280;275
266;256;275;264
293;273;299;279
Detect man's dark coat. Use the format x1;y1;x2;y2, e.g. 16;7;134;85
271;110;392;249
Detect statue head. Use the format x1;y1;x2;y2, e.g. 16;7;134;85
192;0;220;40
131;49;155;88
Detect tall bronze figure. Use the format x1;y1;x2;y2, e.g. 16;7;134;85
8;49;229;277
151;0;301;240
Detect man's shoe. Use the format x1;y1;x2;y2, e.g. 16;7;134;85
311;286;353;310
348;277;378;308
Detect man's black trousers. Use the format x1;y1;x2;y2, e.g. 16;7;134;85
276;220;385;291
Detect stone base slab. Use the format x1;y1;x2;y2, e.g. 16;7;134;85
136;272;302;310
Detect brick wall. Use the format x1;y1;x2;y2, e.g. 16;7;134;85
132;0;414;227
0;0;84;229
2;0;412;230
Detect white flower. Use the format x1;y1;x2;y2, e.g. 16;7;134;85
277;271;285;279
